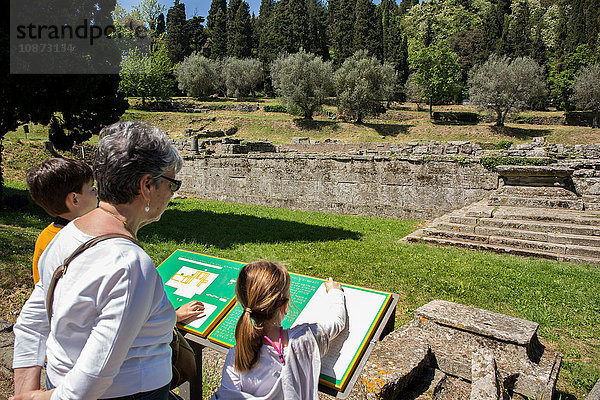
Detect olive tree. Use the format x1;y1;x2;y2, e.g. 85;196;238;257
334;50;397;123
571;65;600;128
270;50;334;120
222;57;263;100
469;55;547;127
175;53;219;98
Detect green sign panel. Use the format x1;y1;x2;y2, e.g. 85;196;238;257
156;249;243;337
157;250;393;393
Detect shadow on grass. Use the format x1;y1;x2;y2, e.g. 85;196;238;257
490;125;552;139
293;118;340;131
553;390;577;400
141;207;362;249
362;122;413;137
0;186;49;230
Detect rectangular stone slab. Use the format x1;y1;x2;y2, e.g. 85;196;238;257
414;300;539;346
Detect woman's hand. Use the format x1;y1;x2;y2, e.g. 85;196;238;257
10;389;54;400
324;277;342;292
176;300;205;325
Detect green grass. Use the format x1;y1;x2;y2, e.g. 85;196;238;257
1;179;599;398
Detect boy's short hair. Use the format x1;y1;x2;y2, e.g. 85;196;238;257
26;158;93;217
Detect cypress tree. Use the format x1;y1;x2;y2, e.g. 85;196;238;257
210;8;228;59
584;0;600;51
258;0;276;64
207;0;227;30
286;0;310;53
229;1;253;58
187;16;207;54
227;0;242;55
508;0;533;57
258;0;274;33
353;0;380;58
331;0;355;64
380;0;396;62
166;0;188;64
306;0;329;59
156;13;166;36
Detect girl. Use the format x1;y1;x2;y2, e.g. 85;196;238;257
212;261;346;400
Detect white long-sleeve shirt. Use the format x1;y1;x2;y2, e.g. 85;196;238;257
13;222;176;400
212;288;347;400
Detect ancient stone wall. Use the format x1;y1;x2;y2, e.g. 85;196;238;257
176;138;600;219
179;153;498;220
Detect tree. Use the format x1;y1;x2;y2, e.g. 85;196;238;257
186;16;207;55
119;38;175;104
353;0;381;59
222;57;263;99
166;0;189;64
271;50;334;119
548;44;597;110
330;0;355;64
175;53;219;97
409;44;461;117
469;54;547;126
0;0;126;200
571;65;600;128
210;9;228;59
156;13;166;36
228;1;253;58
207;0;227;31
404;73;427;111
305;0;329;59
334;50;397;123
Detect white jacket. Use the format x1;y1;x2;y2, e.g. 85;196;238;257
212;289;346;400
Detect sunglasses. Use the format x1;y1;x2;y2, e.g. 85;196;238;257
159;175;182;192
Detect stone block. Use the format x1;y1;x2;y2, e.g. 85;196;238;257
470;348;500;400
291;137;310;144
413;300;561;399
351;325;431;400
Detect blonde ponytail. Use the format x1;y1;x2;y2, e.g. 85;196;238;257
234;261;291;372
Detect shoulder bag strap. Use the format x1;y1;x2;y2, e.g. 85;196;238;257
45;233;143;323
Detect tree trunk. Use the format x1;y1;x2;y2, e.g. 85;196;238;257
429;101;433;118
593;111;599;129
303;108;313;120
495;110;503;126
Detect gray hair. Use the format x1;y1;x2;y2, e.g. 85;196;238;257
94;121;183;204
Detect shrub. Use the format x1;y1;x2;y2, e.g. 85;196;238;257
263;104;287;112
432;111;480;123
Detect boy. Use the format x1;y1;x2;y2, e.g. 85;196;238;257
26;158;97;284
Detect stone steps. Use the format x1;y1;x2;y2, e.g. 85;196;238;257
435;222;600;247
404;200;600;265
447;216;600;237
488;195;584;210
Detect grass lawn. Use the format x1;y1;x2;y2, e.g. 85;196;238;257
1;179;598;398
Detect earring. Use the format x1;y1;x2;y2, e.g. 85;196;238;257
145;201;150;212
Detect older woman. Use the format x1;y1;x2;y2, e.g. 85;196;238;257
12;121;202;400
